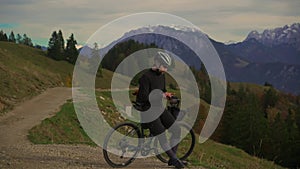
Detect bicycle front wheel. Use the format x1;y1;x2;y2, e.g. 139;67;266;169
154;122;195;163
103;122;142;168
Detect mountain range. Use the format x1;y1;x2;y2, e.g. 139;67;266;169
91;23;300;94
246;23;300;50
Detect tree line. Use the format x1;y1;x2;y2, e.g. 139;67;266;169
47;30;79;64
101;39;157;72
0;30;33;47
212;85;300;168
1;29;79;65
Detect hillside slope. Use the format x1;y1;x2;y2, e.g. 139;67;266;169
28;90;286;169
0;42;74;114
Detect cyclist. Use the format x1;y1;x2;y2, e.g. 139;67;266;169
135;51;186;168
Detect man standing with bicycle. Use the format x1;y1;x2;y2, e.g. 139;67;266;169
135;51;186;169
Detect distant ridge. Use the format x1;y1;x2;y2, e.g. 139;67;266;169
104;24;300;94
245;23;300;50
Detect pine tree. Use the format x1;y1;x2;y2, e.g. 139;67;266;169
266;113;288;165
219;94;235;144
280;109;300;167
264;82;273;87
22;34;33;47
223;87;267;156
47;31;58;59
3;33;8;41
55;30;65;60
245;93;267;157
21;34;27;44
65;33;78;64
57;30;65;57
263;87;278;110
0;30;3;41
47;30;66;60
221;87;245;145
16;33;22;44
0;31;8;41
8;31;16;43
0;30;8;41
89;42;102;77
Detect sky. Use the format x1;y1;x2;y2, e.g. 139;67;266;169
0;0;299;46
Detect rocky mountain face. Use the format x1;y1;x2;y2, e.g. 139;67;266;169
98;24;300;94
246;23;300;50
228;23;300;65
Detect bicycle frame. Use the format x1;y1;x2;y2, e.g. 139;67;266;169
119;122;157;157
103;95;195;167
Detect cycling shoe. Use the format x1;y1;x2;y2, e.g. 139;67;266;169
168;158;185;169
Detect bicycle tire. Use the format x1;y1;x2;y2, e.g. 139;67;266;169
154;122;195;163
103;122;142;168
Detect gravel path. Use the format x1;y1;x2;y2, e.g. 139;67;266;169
0;87;203;169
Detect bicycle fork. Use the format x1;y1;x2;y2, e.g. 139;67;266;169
140;134;157;156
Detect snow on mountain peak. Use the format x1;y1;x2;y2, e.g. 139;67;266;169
245;23;300;50
124;25;201;36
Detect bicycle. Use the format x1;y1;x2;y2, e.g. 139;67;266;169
103;96;195;168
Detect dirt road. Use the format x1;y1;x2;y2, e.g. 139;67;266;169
0;87;203;169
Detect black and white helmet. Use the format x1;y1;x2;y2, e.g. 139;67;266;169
155;51;172;67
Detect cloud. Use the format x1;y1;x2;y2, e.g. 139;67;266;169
0;0;299;45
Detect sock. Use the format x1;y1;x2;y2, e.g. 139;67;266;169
170;138;180;154
170;125;181;155
157;134;177;159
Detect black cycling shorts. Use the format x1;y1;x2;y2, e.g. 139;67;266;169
144;109;177;136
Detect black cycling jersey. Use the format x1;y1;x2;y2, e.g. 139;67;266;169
136;68;166;110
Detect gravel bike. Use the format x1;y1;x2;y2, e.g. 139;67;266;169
103;96;195;168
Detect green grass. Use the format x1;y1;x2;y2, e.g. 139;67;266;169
28;90;286;169
189;139;285;169
28;99;96;145
27;91;124;145
0;42;74;114
95;69;114;89
96;90;125;126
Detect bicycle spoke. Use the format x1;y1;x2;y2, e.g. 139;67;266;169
103;122;141;167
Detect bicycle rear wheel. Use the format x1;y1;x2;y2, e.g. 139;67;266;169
154;122;195;163
103;122;142;168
